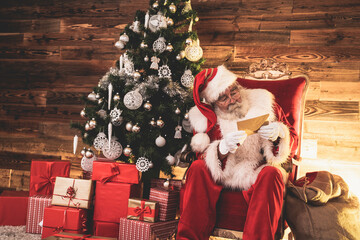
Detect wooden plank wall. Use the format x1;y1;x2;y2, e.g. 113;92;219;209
0;0;359;190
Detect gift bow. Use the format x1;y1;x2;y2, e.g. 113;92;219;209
134;200;152;221
33;162;58;195
100;163;121;183
61;179;81;208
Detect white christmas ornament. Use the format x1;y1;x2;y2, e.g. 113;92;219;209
123;90;143;110
130;20;141;33
73;135;78;154
93;132;107;151
108;122;112;147
97;109;107;119
155;135;166;147
136;157;150;172
115;41;125;49
81;155;97;172
153;37;167;53
163;179;170;188
88;91;97;101
110;108;123;126
185;39;203;62
119;33;129;43
124;59;135;75
150;56;160;70
144;11;150;29
158;65;172;78
149;13;167;32
166;154;176;165
181;69;195;88
108;83;113;110
174;125;182;139
102;139;123;160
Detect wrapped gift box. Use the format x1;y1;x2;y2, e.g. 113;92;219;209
93;221;119;239
43;232;116;240
93;181;140;223
127;198;159;223
52;177;93;209
149;187;179;221
26;195;52;233
29;160;70;197
118;218;178;240
92;161;139;184
0;190;28;226
150;178;183;191
42;205;88;239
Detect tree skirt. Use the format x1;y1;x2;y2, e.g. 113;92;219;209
0;225;41;240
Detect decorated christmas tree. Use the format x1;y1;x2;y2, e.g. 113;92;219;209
71;0;204;181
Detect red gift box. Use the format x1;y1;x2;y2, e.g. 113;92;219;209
149;187;179;221
118;218;178;240
42;205;88;239
0;190;28;226
93;181;140;223
92;161;139;184
29;160;71;196
150;178;183;191
93;221;119;239
26;195;52;233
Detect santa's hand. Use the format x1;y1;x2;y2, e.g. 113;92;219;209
258;122;285;141
219;131;247;155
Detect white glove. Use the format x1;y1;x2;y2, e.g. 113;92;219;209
258;122;285;141
219;131;247;155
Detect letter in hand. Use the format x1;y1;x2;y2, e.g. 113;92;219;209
258;122;285;141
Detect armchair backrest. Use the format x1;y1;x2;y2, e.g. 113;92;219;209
236;59;309;181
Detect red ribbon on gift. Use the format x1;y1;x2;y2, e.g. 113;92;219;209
131;200;152;221
53;179;89;208
99;163;121;184
32;162;58;195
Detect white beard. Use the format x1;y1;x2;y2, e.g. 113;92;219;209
214;88;250;121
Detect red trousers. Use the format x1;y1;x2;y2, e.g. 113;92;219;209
177;160;284;240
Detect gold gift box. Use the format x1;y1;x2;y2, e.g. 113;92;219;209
52;177;93;209
127;198;159;222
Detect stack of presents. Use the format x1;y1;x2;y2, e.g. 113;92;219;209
0;159;183;240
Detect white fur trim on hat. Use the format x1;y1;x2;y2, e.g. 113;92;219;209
200;65;238;103
188;106;208;133
191;133;210;152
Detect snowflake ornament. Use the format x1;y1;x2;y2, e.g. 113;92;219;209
181;69;195;88
102;140;123;160
136;157;150;172
124;59;135;75
93;132;107;151
153;37;167;53
158;65;172;78
110;108;123;126
123;90;143;110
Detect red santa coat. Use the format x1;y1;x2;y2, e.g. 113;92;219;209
188;88;297;190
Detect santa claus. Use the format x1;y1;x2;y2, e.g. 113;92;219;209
177;65;298;240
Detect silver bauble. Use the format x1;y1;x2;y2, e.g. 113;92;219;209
115;40;125;49
80;108;86;118
88;91;97;101
167;18;174;26
125;122;133;132
180;51;186;58
149;118;156;127
113;93;120;101
166;43;173;52
144;55;149;62
148;162;154;168
184;112;189;120
95;93;101;99
123;145;132;157
175;107;181;115
169;3;177;13
80;147;86;156
89;118;96;128
132;124;141;133
98;98;103;104
85;149;94;158
85;122;91;131
155;135;166;147
140;41;148;49
176;54;181;60
119;33;129;43
133;71;141;80
166;154;176;165
152;1;159;8
156;117;165;128
143;101;152;111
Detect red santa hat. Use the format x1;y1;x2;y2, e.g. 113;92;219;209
189;65;238;152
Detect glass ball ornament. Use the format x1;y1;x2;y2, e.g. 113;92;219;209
132;124;141;133
85;148;94;158
123;91;143;110
148;161;154;168
175;107;181;115
80;147;87;156
85;122;91;131
180;51;186;58
123;145;132;157
152;1;159;8
80;108;86;118
88;91;97;101
98;98;104;104
169;3;177;13
167;18;174;26
115;40;125;49
133;70;141;80
166;43;173;52
95;93;101;99
176;54;182;60
195;16;199;22
143;101;152;111
125;122;133;132
144;55;149;62
149;118;156;127
140;41;148;49
97;109;107;119
113;93;120;101
155;135;166;147
184;112;189;120
156;117;165;128
166;154;176;165
185;38;192;45
89;118;97;128
119;33;129;43
163;179;170;188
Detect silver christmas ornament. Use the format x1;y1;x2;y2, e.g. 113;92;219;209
133;70;141;80
155;135;166;147
119;33;129;43
132;124;141;133
123;91;143;110
152;1;159;8
85;122;91;131
80;108;86;118
83;133;88;138
143;101;152;111
80;147;86;156
174;125;182;139
89;118;97;128
85;149;94;158
166;154;176;165
166;43;173;52
149;118;156;127
175;107;181;115
110;107;123;126
163;179;170;188
176;54;182;60
98;98;104;104
115;41;125;49
148;162;154;168
113;93;120;101
140;41;148;49
195;16;199;22
156;117;165;128
180;51;186;58
88;91;97;101
185;38;192;45
167;18;174;26
123;145;132;157
144;55;149;62
95;93;101;99
125;122;133;132
169;3;177;13
185;39;203;62
149;12;167;32
184;112;189;120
